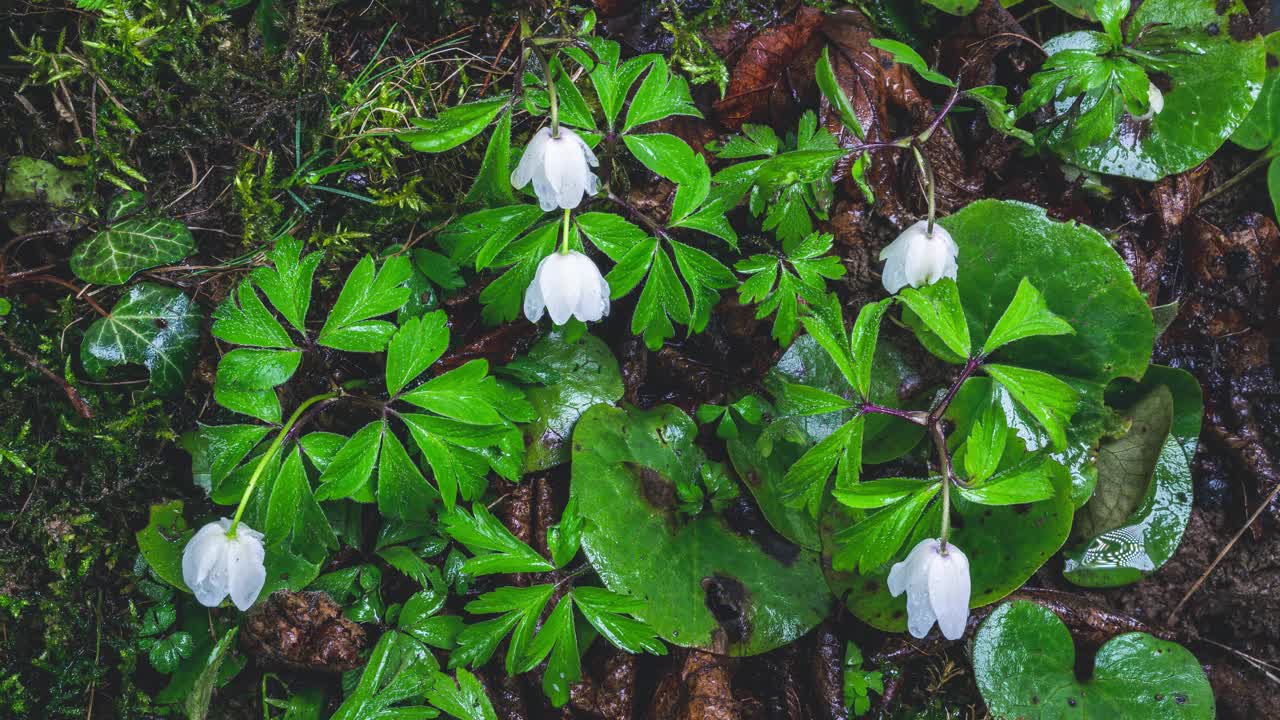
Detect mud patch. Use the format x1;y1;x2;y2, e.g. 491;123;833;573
702;574;753;649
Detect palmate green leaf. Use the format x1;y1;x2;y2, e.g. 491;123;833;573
981;277;1075;355
146;632;194;674
868;39;955;87
81;282;202;395
213;348;301;423
850;299;890;400
386;311;449;397
896;279;971;359
400;589;463;650
249;236;321;333
399;96;509;153
455;585;554;671
401;417;492;510
538;594;580;707
622;133;711;222
631;247;687;349
974;601;1213;720
331;630;441;720
571;586;666;655
780;413;865;517
194;423;271;492
546;496;583;568
317;255;413;352
377;430;439;523
425;670;497;720
586;38;657;129
266;449;337;562
714;123;780;159
669;240;737;334
957;456;1059;506
962;385;1008;483
831;483;939;574
314;421;384;502
439;205;545;269
669;198;739;247
441;504;554;576
965;85;1035;144
478;223;559;324
832;477;933;509
575;212;648;261
984;363;1080;451
463;109;515;206
70;217;194;285
623;57;701;132
212;282;295;349
400;359;533;425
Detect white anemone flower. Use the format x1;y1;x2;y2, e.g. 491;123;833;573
1134;82;1165;121
888;538;971;640
511;126;600;211
879;220;959;294
524;251;610;325
181;518;266;611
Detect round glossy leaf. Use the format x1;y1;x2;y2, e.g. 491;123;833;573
1064;366;1202;587
518;330;624;472
821;462;1073;632
974;600;1214;719
135;500;193;591
571;404;831;655
939;200;1153;385
1051;0;1264;180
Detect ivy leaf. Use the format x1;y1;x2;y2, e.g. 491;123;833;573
896;279;972;359
70;217;194;285
982;278;1075;355
146;632;194;674
868;39;955;87
314;421;384;502
571;586;666;655
317;255;412;352
213;348;301;423
211;282;295;349
622;133;710;222
623;58;702;132
385;311;449;396
984;363;1081;450
399;96;509;153
81;282;202;395
441;504;555;576
426;670;496;720
831;483;940;573
249;236;321;333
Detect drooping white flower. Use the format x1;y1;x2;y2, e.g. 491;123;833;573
1134;82;1165;121
524;251;610;325
181;518;266;611
511;127;600;211
879;220;959;295
888;538;971;640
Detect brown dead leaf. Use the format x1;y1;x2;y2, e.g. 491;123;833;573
714;7;824;129
240;591;366;672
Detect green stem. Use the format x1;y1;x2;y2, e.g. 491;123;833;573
939;470;952;552
541;48;561;138
911;144;937;235
560;208;571;254
227;391;338;536
1197;151;1276;209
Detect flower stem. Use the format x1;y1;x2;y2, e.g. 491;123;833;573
911;144;937;235
559;208;571;254
939;459;952;553
226;390;339;537
541;48;561;138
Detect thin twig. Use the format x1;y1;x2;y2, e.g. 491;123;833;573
1168;478;1280;623
1;330;93;418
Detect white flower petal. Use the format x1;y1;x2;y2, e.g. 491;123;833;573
181;519;267;610
511;127;552;190
904;563;937;639
928;543;971;640
572;255;605;322
888;538;936;597
880;221;958;294
226;532;267;611
539;253;582;325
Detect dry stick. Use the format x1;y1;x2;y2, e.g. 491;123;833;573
1;330;93;419
8;274;110;317
1195;152;1275;209
1167;478;1280;624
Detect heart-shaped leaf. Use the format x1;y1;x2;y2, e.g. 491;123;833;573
572;404;830;655
516;329;624;472
71;217;195;285
1064;366;1202;587
81;282;202;395
974;600;1214;719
